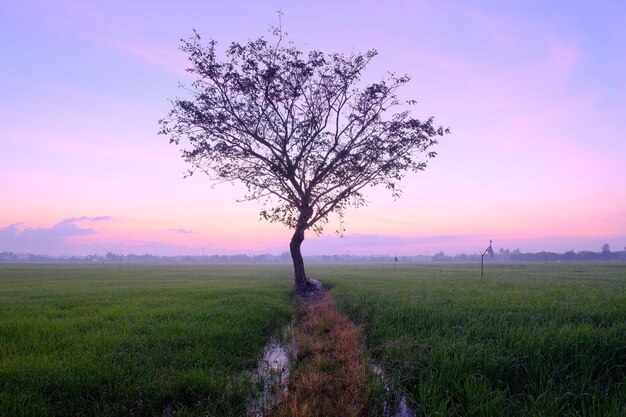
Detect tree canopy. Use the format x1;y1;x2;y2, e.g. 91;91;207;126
159;29;449;287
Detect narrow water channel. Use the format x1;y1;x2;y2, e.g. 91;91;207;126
247;340;289;417
372;364;417;417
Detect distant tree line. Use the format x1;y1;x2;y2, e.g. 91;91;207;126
431;244;625;263
0;251;429;265
1;244;624;264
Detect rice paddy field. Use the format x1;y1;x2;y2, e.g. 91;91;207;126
1;263;625;416
315;263;626;416
0;265;293;417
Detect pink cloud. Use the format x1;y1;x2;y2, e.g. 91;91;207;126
0;217;112;253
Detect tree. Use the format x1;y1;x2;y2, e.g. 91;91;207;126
159;28;449;288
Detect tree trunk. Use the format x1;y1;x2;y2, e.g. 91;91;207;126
290;228;307;288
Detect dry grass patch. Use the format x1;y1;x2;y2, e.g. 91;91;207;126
271;291;369;417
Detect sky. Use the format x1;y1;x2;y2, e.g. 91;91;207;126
1;0;625;256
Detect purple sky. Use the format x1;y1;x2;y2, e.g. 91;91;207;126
1;0;625;256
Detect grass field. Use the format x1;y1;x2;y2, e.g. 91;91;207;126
0;265;294;417
2;263;625;416
313;263;626;416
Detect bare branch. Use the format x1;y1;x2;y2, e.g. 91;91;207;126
160;28;449;285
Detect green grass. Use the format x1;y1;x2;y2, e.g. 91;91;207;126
313;263;626;417
0;264;294;417
3;263;625;416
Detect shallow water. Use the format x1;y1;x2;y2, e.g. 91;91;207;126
372;364;417;417
248;340;289;416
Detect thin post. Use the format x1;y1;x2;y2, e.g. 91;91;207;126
480;240;493;278
481;253;484;278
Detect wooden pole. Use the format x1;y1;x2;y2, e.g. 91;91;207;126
480;240;493;278
481;253;484;278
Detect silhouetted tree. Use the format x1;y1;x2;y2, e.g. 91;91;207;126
432;251;450;262
563;250;577;261
160;28;449;288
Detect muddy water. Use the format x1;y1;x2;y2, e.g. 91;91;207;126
247;340;289;417
372;364;417;417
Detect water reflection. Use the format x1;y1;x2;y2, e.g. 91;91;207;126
372;364;417;417
248;340;289;416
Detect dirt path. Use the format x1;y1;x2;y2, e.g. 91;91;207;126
270;290;370;417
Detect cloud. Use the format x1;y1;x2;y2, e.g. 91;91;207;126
0;217;113;252
67;216;113;222
166;228;194;234
0;217;207;256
